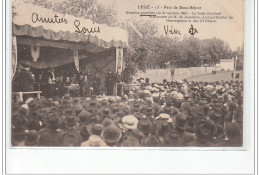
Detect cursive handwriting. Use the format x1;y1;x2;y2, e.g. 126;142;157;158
32;12;68;24
164;25;181;35
74;20;100;34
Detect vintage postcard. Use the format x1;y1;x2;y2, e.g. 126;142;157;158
11;0;244;148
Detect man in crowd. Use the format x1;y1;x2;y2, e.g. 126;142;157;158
11;79;243;147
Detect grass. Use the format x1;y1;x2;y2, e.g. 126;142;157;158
186;71;244;82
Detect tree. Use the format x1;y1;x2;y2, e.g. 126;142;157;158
23;0;117;26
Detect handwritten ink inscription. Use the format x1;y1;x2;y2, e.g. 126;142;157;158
164;25;181;35
32;13;68;24
188;24;198;35
74;20;100;34
31;13;101;34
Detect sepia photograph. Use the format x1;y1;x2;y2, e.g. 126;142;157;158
11;0;244;148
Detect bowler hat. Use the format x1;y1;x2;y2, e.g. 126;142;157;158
102;117;113;128
79;123;90;140
63;94;71;100
174;113;187;130
78;110;92;123
101;107;110;117
132;103;141;112
145;106;153;116
101;124;122;144
111;104;120;113
87;123;103;136
28;99;38;110
226;122;241;140
66;115;77;127
100;99;109;106
137;118;153;135
89;100;98;107
165;130;180;146
61;131;82;146
27;119;41;131
44;112;61;130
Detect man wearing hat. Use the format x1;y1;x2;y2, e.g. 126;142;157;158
187;118;216;146
174;113;196;146
81;135;107;147
38;112;64;146
61;131;82;146
101;124;122;146
214;121;242;147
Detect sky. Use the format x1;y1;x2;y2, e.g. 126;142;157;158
97;0;244;50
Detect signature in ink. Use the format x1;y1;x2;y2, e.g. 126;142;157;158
164;25;181;35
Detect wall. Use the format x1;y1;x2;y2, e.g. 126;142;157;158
133;66;222;83
216;59;234;71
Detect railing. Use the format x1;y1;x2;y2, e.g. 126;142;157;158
12;91;42;102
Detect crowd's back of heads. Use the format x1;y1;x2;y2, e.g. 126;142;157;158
11;80;243;147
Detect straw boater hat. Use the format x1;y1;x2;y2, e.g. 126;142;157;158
81;135;107;147
122;115;139;130
101;124;122;144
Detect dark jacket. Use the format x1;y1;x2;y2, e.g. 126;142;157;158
17;69;34;92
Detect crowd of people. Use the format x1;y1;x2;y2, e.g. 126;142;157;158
12;66;120;100
11;78;243;147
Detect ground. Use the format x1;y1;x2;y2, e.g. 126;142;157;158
186;71;243;82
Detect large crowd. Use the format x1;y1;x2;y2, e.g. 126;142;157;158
11;79;243;147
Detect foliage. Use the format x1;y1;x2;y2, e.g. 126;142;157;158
22;0;240;78
23;0;117;25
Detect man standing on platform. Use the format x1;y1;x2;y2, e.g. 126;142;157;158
45;67;56;98
16;67;34;101
105;69;116;96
